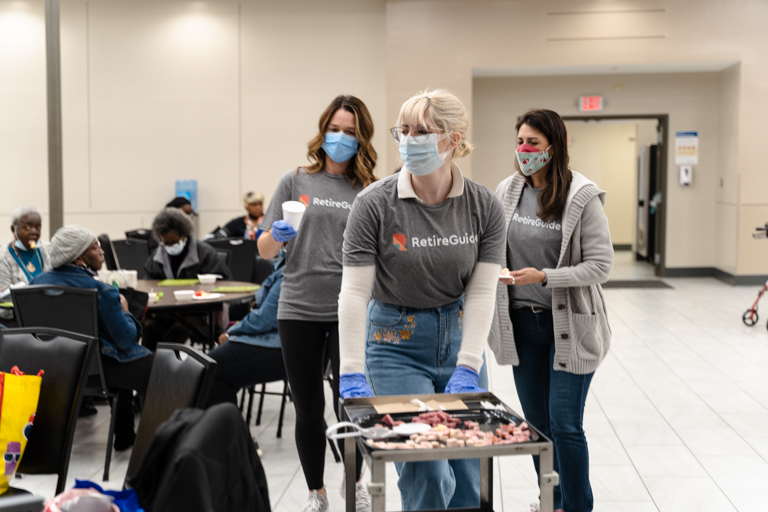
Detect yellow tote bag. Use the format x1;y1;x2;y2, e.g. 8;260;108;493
0;366;43;495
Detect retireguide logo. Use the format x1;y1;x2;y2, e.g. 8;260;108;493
392;232;478;251
511;212;561;231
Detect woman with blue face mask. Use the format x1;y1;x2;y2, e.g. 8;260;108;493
492;110;614;512
0;206;52;324
142;207;231;351
257;95;378;512
338;89;506;510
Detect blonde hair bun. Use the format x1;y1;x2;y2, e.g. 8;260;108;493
397;88;472;158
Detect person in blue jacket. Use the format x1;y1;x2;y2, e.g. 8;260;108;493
206;251;286;407
32;225;153;451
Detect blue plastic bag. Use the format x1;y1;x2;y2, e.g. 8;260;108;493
74;480;144;512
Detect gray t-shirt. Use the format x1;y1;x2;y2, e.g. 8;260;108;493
261;169;363;321
507;185;563;310
343;173;506;309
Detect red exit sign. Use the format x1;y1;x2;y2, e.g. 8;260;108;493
579;95;603;112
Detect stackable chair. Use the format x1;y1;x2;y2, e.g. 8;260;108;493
111;239;149;279
0;327;96;496
124;343;217;484
11;285;122;481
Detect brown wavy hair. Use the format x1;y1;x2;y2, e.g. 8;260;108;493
302;95;378;188
515;109;572;221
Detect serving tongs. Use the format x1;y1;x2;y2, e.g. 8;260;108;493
325;421;431;441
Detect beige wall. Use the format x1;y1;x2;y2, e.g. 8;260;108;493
0;0;386;242
473;72;722;269
2;0;768;276
565;122;639;248
385;0;768;276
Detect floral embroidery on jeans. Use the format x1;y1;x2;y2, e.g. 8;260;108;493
370;315;417;345
458;310;463;330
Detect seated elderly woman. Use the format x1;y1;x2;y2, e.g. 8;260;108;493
31;225;153;451
220;191;265;240
143;208;231;350
0;206;52;323
206;251;286;407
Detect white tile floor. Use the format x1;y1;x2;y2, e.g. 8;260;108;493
13;257;768;511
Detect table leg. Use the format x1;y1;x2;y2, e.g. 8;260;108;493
369;458;386;512
345;437;356;512
480;457;493;510
539;444;558;512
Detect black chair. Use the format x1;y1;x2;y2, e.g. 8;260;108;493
240;380;291;438
0;327;96;496
215;250;232;269
252;256;274;285
112;239;149;280
124;343;217;484
207;239;260;282
11;285;121;481
98;234;119;271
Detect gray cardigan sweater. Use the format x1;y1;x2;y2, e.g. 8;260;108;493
489;171;614;375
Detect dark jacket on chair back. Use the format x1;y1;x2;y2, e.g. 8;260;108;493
129;403;270;512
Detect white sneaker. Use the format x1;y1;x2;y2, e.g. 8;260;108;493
353;483;372;512
302;491;328;512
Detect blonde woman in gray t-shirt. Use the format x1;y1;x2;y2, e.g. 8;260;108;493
338;89;506;509
491;109;614;512
258;95;378;512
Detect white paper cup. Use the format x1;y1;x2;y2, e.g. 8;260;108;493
174;290;195;303
282;201;306;230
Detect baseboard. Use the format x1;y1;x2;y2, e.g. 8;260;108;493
613;244;632;251
664;267;768;286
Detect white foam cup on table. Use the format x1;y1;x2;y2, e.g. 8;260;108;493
197;274;218;285
174;290;195;303
282;201;306;230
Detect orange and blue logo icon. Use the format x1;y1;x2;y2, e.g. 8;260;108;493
299;195;310;207
393;233;407;251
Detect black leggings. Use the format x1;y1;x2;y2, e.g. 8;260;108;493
205;341;286;407
279;319;363;490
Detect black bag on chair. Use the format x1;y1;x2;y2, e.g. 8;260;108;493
119;288;150;322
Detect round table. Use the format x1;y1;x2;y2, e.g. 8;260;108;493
135;279;259;347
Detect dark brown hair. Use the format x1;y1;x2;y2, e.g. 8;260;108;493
303;95;378;188
515;109;572;221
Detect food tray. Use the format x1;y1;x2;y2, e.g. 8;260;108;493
354;408;539;450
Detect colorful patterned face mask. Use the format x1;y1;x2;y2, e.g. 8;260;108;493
515;144;551;176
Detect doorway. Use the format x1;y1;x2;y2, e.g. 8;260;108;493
562;115;669;278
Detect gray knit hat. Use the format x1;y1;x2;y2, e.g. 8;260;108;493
49;225;97;268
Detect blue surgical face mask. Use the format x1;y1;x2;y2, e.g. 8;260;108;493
399;133;452;177
322;132;359;163
164;239;187;256
13;239;26;251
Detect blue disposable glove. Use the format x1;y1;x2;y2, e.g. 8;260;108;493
340;373;374;399
271;220;298;242
444;366;487;394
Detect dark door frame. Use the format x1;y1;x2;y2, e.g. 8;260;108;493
562;114;669;277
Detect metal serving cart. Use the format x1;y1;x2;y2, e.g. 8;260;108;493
338;392;558;512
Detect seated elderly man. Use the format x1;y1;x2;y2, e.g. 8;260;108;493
143;207;231;350
0;206;52;324
32;225;153;450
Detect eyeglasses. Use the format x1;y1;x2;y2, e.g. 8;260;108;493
390;125;446;143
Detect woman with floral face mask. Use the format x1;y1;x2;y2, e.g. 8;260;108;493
491;109;614;512
338;89;506;510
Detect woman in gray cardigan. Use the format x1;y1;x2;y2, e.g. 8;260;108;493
490;109;613;512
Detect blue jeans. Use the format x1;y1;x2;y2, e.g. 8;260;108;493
511;307;594;512
365;298;488;510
